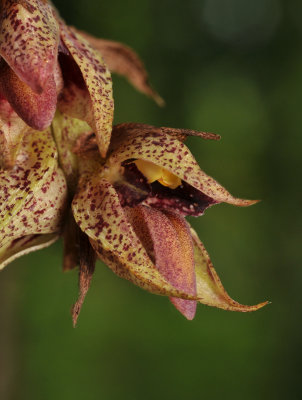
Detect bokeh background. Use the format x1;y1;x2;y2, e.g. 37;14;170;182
1;0;302;399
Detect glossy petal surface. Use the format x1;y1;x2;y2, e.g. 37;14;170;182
59;25;114;157
0;0;59;93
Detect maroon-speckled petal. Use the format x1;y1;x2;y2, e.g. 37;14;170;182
0;60;57;130
0;0;59;93
108;129;256;207
109;123;220;153
0;127;67;269
51;111;92;191
72;175;196;298
0;94;28;168
73;31;164;106
126;205;197;320
190;227;268;312
59;24;113;157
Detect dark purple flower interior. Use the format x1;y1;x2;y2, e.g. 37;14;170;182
117;163;217;216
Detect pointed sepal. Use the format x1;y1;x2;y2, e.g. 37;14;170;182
190;228;268;312
59;25;114;157
74;31;164;106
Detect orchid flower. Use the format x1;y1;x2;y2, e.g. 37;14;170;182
0;0;267;325
66;121;267;323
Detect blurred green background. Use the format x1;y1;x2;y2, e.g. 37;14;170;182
1;0;302;399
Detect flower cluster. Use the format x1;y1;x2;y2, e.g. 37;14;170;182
0;0;267;324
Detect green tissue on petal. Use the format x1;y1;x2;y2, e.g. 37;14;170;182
0;97;28;168
52;111;92;190
0;127;67;269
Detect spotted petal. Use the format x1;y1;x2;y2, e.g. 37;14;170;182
0;0;59;93
73;31;164;106
51;111;93;190
190;228;268;312
0;60;57;130
108;128;256;206
125;205;197;320
110;123;220;149
0;95;28;168
72;175;195;299
0;128;67;269
59;24;114;157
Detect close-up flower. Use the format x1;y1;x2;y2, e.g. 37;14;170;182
70;122;267;323
0;0;267;326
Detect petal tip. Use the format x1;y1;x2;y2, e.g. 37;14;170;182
152;91;165;107
229;198;260;207
228;300;269;312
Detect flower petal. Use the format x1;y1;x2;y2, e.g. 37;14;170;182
51;111;92;190
0;95;28;168
126;205;197;320
72;175;195;298
0;233;59;270
73;31;164;106
0;60;57;130
111;123;220;147
108;129;256;207
0;0;59;93
190;228;268;312
0;127;67;269
59;25;114;157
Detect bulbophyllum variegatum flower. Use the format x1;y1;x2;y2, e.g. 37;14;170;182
64;121;267;324
0;0;268;325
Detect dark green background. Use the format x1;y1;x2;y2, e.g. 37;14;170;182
1;0;302;399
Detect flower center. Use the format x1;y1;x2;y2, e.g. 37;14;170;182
134;159;181;189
